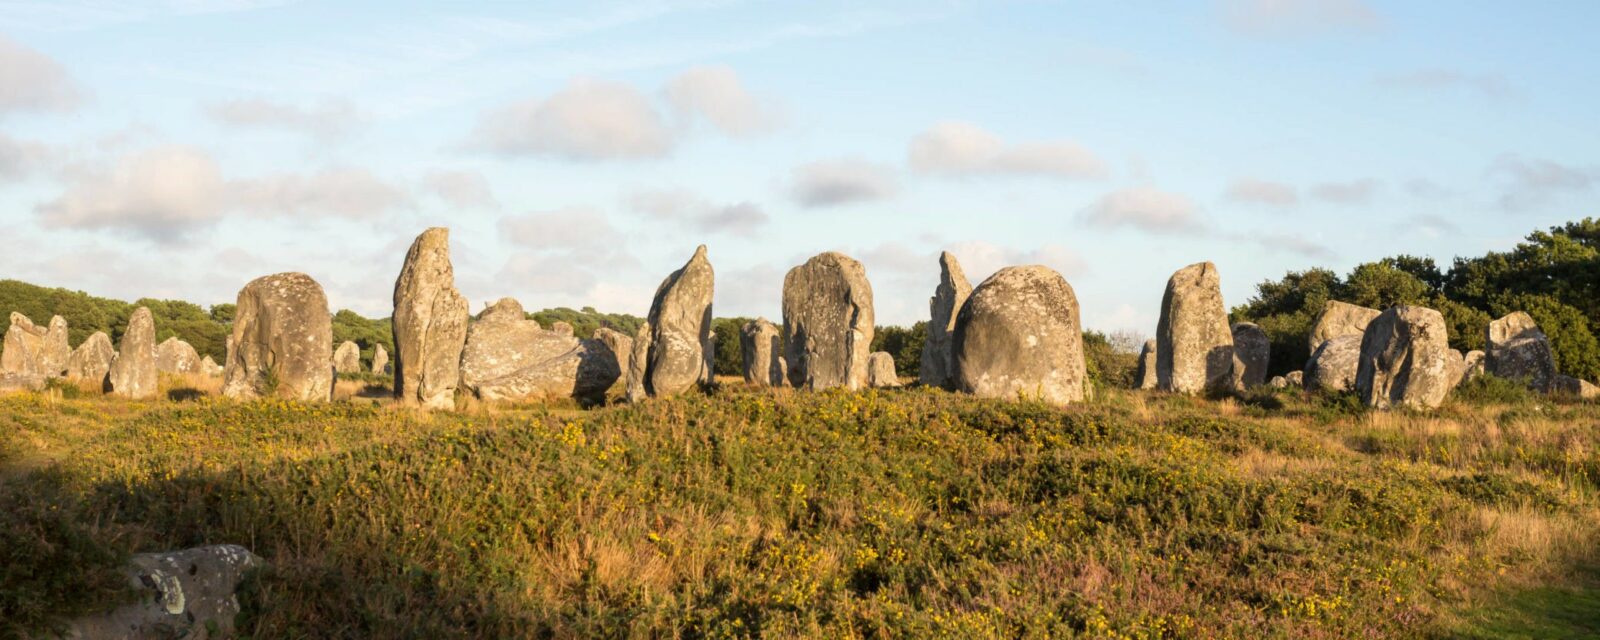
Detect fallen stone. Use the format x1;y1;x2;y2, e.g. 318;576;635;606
108;307;158;400
222;273;334;402
1355;305;1455;409
460;298;618;402
918;251;972;389
63;544;263;640
1156;262;1234;395
392;227;469;409
782;252;875;391
1552;374;1600;399
953;265;1086;404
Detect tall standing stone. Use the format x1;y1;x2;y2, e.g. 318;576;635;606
108;307;158;399
1230;322;1270;389
40;316;70;377
67;331;117;383
333;341;362;374
953;265;1087;404
1486;311;1556;391
782;252;875;391
1354;305;1455;410
392;228;469;409
918;251;972;389
1308;301;1382;356
629;245;715;399
624;322;652;403
156;337;202;374
222;273;334;402
2;313;47;376
1156;262;1234;395
1135;339;1158;390
372;344;389;375
740;318;784;386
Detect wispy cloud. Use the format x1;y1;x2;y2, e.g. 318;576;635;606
909;121;1105;180
206;97;364;137
1224;178;1298;207
1490;154;1597;211
1080;186;1202;234
1220;0;1382;36
663;64;781;136
1310;178;1380;205
468;78;673;160
0;34;81;114
789;158;899;208
627;187;769;236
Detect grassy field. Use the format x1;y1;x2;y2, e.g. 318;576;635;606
1;376;1597;638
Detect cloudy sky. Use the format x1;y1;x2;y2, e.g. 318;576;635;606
1;1;1596;333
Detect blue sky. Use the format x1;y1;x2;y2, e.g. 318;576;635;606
1;1;1597;335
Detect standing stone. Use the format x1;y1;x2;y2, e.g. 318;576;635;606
918;251;972;389
40;316;70;377
1462;350;1486;381
460;298;619;402
1355;305;1455;410
867;352;901;388
372;344;389;375
740;318;784;386
593;327;634;387
1285;370;1303;387
782;252;875;391
156;337;202;374
222;273;334;402
1308;301;1382;356
1445;348;1468;389
1135;339;1158;390
1304;335;1363;393
392;227;469;409
628;245;715;399
67;331;117;383
1;312;46;376
624;322;652;402
1230;322;1270;389
333;340;362;374
199;355;224;377
1486;311;1556;391
953;265;1087;404
1552;374;1600;399
1156;262;1234;395
108;307;158;399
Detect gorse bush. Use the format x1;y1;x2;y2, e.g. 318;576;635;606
0;386;1595;637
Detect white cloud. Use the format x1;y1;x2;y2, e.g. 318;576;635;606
424;169;498;210
664;65;779;136
946;240;1089;283
0;133;52;179
0;35;80;114
496;252;600;296
1221;0;1382;36
789;158;898;208
908;121;1105;180
230;167;412;219
469;78;673;160
206;97;364;137
1374;70;1512;100
36;145;227;241
497;207;622;252
627;187;769;236
1310;179;1380;204
1490;155;1597;211
1405;214;1458;238
1080;187;1202;234
1245;231;1334;259
1224;178;1298;207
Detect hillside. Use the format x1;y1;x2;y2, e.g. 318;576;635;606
2;381;1596;638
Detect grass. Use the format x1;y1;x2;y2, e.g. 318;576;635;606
0;380;1597;638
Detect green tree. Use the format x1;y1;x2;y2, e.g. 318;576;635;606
1340;262;1432;310
1230;268;1342;376
710;317;749;377
332;310;395;368
871;323;926;377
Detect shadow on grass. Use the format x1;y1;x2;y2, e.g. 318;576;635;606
1444;567;1600;639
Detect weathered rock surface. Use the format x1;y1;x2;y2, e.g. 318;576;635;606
1552;374;1600;399
867;352;901;388
200;355;224;377
1463;350;1486;381
2;312;47;376
1156;262;1234;395
593;327;634;386
1285;370;1303;387
1135;339;1158;390
740;318;784;386
1304;335;1362;393
1308;301;1382;356
333;340;362;374
461;298;618;402
1446;348;1468;389
630;245;715;399
67;331;116;383
782;252;875;391
919;251;972;389
1486;311;1556;391
1355;305;1455;409
63;544;262;640
109;307;158;399
0;372;45;394
156;337;202;375
1268;375;1288;389
1231;322;1270;389
372;344;389;375
552;321;574;337
625;322;652;403
392;227;469;409
41;316;70;376
222;273;334;402
953;265;1086;404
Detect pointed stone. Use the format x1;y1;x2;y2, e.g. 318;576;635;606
67;331;117;383
1355;305;1454;410
1156;262;1234;395
782;252;875;391
1135;340;1158;390
109;307;158;399
333;340;362;374
392;228;469;409
222;273;334;401
156;337;202;374
918;251;971;389
632;245;715;399
953;265;1086;405
740;318;784;386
